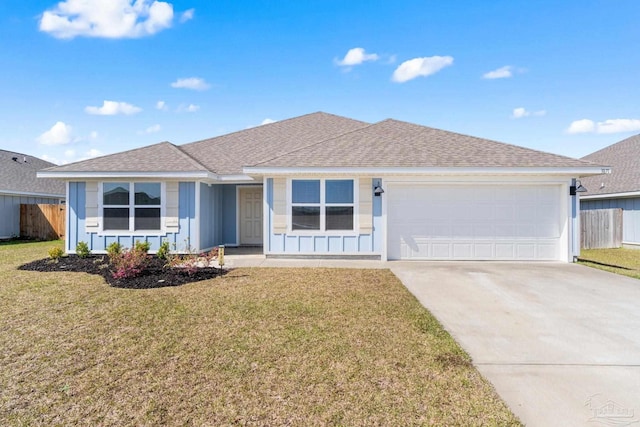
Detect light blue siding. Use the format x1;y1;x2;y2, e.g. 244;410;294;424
199;183;220;250
266;178;382;255
221;185;238;245
581;197;640;244
0;194;62;239
67;181;196;253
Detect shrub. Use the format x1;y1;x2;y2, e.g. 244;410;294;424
110;245;150;280
76;241;91;258
134;240;151;254
156;240;170;260
106;242;122;259
167;247;219;275
48;246;64;261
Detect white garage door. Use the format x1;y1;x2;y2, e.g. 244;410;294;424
387;184;563;260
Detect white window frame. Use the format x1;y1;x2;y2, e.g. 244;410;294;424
99;181;166;235
287;178;358;235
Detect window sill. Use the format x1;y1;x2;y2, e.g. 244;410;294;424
286;230;360;236
96;230;167;236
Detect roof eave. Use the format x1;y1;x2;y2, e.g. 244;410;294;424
580;190;640;200
37;171;219;180
0;190;65;198
243;166;609;176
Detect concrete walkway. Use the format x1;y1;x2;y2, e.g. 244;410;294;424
223;256;640;425
222;254;389;269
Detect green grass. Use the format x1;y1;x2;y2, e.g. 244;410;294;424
0;241;520;426
579;248;640;279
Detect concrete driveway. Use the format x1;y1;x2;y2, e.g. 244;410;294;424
390;262;640;427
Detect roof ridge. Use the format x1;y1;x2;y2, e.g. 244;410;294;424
249;119;375;167
183;111;366;149
166;142;211;172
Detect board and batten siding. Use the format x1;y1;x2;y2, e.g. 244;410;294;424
581;197;640;245
67;181;196;253
199;183;245;249
265;178;382;255
0;194;62;239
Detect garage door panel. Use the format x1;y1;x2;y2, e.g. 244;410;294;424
387;184;563;261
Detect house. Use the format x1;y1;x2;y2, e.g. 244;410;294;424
39;112;605;261
580;134;640;247
0;150;65;239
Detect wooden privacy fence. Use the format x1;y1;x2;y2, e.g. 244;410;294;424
20;204;66;241
581;208;622;249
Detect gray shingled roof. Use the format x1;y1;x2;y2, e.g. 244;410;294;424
42;141;209;173
179;112;368;175
579;134;639;197
252;119;598;168
0;149;64;196
41;112;600;177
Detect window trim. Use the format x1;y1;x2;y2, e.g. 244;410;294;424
98;181;166;235
287;178;358;235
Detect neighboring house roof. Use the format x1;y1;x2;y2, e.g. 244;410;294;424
580;134;639;198
0;149;64;197
251;118;594;169
39;111;602;179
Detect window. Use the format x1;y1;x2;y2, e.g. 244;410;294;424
102;182;162;232
291;179;354;231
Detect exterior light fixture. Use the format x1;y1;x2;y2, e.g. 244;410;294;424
570;180;587;196
373;184;384;196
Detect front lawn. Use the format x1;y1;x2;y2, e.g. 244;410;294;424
579;247;640;279
0;241;520;426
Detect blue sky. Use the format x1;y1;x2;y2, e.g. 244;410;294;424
1;0;639;165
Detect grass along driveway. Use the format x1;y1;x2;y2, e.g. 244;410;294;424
579;248;640;279
1;241;520;426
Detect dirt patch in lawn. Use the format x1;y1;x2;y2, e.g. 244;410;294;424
18;255;225;289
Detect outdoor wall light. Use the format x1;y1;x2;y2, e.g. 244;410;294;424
570;180;587;196
373;184;384;196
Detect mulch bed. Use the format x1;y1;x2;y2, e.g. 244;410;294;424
18;256;225;289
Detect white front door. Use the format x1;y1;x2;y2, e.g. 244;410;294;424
239;187;263;245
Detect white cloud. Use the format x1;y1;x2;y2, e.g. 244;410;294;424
175;103;200;113
260;118;276;125
483;66;513;79
171;77;210;91
89;131;99;140
39;0;175;39
85;149;104;159
596;119;640;134
156;100;168;111
41;147;103;165
512;107;547;119
37;121;73;145
566;118;640;134
180;8;194;23
391;56;454;83
41;154;62;165
336;47;379;67
85;100;142;115
139;124;161;134
566;119;596;134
